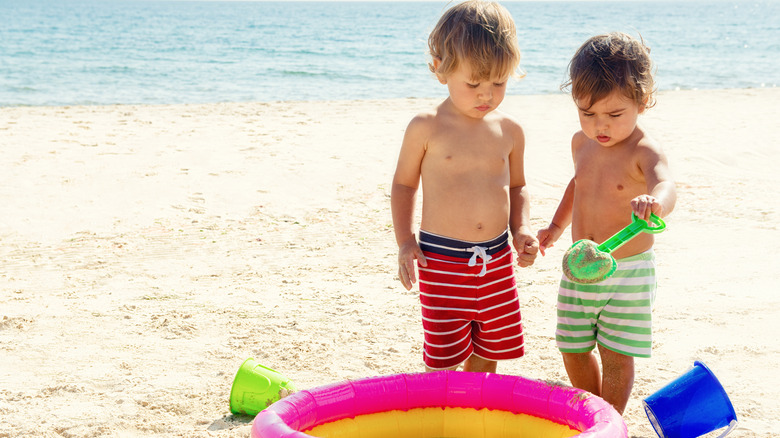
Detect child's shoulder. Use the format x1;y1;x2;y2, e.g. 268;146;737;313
632;128;669;166
633;126;663;153
572;129;588;142
490;109;524;136
492;108;522;124
405;108;439;136
571;130;590;150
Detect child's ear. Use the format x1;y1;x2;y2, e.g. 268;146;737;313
432;57;447;84
639;97;648;114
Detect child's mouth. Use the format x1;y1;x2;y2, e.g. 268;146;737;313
597;135;611;143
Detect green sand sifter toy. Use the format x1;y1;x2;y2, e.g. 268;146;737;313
563;213;666;283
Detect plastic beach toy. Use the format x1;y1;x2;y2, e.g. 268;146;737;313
230;358;296;416
251;370;628;438
643;361;737;438
563;213;666;283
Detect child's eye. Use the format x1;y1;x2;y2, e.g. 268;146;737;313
610;114;622;118
582;112;594;117
467;83;479;88
493;82;506;87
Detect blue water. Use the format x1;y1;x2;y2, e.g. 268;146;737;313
0;0;778;106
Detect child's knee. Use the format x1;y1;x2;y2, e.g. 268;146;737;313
598;345;634;371
561;350;594;366
463;355;497;373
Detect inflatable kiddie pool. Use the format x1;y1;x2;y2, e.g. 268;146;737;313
251;371;627;437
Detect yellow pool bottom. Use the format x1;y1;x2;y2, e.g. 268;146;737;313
306;407;579;438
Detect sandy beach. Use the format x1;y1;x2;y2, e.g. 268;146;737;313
1;88;778;437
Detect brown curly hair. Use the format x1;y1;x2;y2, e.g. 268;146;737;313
563;32;656;110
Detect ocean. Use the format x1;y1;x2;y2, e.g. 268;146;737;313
0;0;778;106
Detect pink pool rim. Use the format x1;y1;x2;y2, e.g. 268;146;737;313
251;371;627;437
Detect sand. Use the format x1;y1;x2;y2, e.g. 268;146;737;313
562;239;616;283
1;88;778;437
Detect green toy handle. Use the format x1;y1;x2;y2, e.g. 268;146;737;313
597;213;666;253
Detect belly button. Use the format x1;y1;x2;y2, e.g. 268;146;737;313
476;223;483;230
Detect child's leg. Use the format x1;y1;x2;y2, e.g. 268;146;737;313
425;364;459;372
422;354;496;373
561;351;601;396
597;345;634;414
462;354;497;373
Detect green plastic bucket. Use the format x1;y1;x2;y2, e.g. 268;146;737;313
229;358;296;416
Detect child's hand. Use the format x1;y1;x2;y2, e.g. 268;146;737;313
397;238;427;291
631;194;664;220
513;231;539;268
536;223;562;257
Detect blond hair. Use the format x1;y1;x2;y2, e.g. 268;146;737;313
428;0;523;81
564;32;656;109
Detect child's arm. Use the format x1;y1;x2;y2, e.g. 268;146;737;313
509;185;538;267
538;133;579;256
391;116;429;290
392;183;426;290
632;143;676;220
507;122;539;268
537;177;575;256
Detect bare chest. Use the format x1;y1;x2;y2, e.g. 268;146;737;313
574;146;645;198
423;126;512;177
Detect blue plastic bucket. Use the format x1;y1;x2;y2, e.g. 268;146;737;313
643;361;737;438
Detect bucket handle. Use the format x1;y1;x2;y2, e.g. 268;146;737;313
715;419;738;438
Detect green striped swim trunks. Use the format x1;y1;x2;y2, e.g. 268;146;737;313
556;249;657;358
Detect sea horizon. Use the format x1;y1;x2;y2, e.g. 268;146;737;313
1;0;778;106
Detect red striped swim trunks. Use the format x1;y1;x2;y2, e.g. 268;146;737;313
417;230;524;370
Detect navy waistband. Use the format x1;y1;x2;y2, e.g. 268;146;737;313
418;230;510;259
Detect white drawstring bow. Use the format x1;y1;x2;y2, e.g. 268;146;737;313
467;245;491;277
